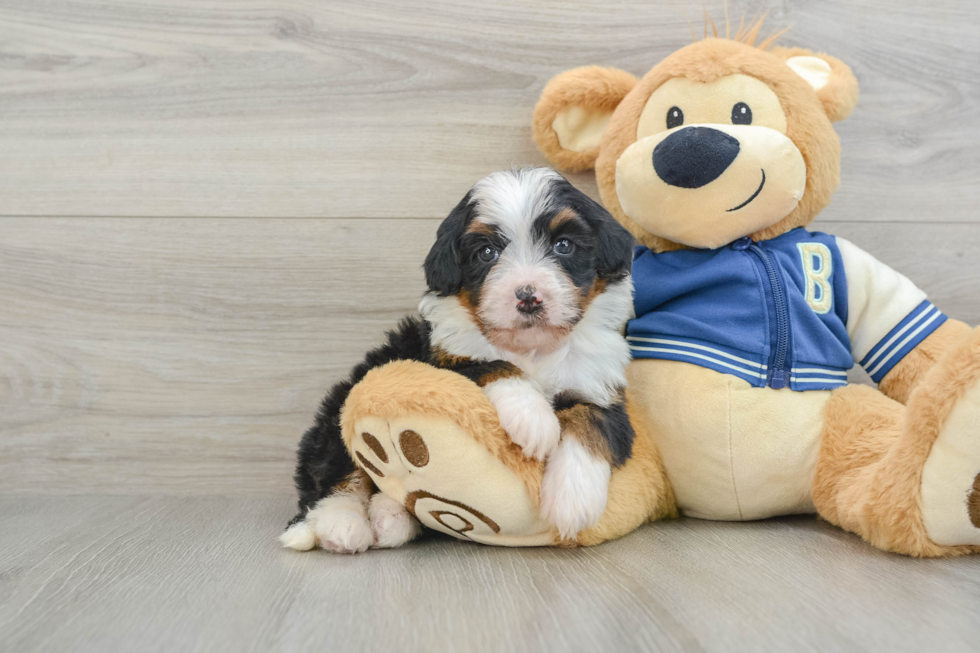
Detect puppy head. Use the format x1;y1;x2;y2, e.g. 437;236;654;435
424;167;634;355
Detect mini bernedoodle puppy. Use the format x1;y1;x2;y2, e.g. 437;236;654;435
282;167;637;553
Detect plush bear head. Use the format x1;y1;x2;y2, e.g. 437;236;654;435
533;32;859;252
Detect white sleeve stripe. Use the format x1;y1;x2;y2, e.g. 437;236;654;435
867;309;943;377
790;376;848;385
791;367;848;376
626;336;766;369
861;303;935;369
837;236;929;363
628;345;767;379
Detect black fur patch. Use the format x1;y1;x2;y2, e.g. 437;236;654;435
423;191;477;296
436;355;523;387
531;209;598;290
552;390;635;468
288;316;432;524
550;178;635;282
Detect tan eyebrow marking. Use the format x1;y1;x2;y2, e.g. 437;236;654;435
549;207;583;232
465;221;496;236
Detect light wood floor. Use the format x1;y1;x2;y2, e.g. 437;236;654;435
2;0;980;651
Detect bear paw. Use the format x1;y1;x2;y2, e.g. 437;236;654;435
921;372;980;547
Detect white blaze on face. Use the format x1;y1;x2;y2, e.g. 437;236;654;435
468;169;584;352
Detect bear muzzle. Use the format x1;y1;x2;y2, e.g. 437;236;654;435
615;123;807;250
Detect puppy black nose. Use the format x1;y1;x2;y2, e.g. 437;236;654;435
652;126;740;189
515;285;542;314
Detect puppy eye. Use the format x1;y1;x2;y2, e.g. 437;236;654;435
666;106;684;130
553;238;574;255
732;102;752;125
477;246;499;263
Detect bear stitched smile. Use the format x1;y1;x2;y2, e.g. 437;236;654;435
728;169;766;212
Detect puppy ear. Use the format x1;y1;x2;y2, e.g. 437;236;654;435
533;66;638;172
593;207;635;281
424;191;474;296
772;47;859;123
566;186;635;280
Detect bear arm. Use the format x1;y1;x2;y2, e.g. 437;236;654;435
837;237;950;390
878;318;973;404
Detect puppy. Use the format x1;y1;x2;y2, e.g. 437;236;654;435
281;167;636;554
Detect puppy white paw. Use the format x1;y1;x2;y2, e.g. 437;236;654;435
279;520;317;551
300;495;374;554
484;378;560;460
313;509;375;554
369;494;422;549
540;436;611;540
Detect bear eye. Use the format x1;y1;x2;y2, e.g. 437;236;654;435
666;106;684;130
732;102;752;125
553;238;574;255
477;246;499;263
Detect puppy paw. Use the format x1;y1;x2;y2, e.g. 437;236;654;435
540;436;611;540
483;378;560;460
369;494;422;549
279;520;317;551
301;495;374;554
313;509;374;554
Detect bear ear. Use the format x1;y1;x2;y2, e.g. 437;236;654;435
772;47;859;123
533;66;638;172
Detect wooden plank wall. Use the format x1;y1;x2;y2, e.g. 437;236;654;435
2;0;979;496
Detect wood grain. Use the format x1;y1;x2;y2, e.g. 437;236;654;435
2;216;979;496
1;495;979;653
3;2;980;651
0;0;977;220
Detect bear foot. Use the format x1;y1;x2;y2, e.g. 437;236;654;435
921;379;980;546
919;328;980;547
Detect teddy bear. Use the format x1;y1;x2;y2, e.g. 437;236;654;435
332;27;980;556
530;26;980;556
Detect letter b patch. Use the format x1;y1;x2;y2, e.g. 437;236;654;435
797;243;833;314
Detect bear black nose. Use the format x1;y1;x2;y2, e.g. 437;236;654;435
652;126;740;189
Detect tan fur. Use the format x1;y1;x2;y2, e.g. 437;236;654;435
341;360;544;507
814;327;980;557
476;365;524;386
533;66;638;172
334;468;374;503
556;404;611;463
456;289;484;331
465;221;496;236
549;206;581;231
878;319;972;404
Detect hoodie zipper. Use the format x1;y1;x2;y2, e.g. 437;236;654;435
733;237;790;389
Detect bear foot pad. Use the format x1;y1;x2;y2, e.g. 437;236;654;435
350;413;556;547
